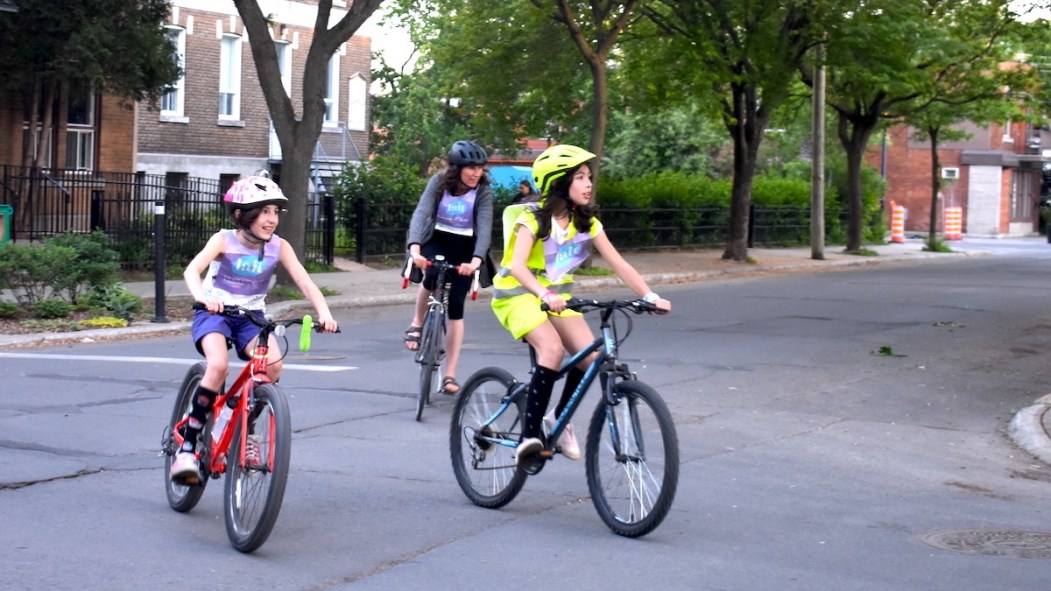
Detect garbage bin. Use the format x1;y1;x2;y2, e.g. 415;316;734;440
0;204;11;244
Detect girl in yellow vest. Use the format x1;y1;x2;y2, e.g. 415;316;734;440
491;145;671;466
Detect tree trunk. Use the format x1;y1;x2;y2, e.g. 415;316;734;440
587;58;608;186
836;112;877;252
722;85;765;261
927;127;940;250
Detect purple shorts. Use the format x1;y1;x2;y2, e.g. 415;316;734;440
191;309;266;361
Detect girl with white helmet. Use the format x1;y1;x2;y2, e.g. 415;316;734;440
171;174;339;484
491;144;671;466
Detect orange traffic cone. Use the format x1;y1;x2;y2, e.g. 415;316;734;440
890;201;905;243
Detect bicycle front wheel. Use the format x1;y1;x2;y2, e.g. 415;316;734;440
585;379;679;538
449;367;527;508
415;306;444;421
223;383;291;553
164;362;208;512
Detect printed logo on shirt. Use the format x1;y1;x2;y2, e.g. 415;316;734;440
232;255;267;276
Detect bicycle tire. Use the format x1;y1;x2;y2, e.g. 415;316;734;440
585;379;679;538
449;367;527;508
223;383;291;553
415;305;444;421
164;362;208;512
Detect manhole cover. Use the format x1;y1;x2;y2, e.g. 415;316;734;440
922;530;1051;559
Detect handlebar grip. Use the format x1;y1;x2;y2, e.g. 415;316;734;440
300;315;314;351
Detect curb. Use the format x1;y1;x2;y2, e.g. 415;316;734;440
1008;395;1051;465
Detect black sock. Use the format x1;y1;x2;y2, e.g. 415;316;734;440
523;365;558;440
180;385;218;452
554;366;586;418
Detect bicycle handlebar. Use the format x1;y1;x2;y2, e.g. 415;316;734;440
541;296;663;314
192;303;338;352
400;255;481;300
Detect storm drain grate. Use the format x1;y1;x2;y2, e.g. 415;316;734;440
922;530;1051;559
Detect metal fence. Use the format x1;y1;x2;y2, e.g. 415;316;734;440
1;165;839;269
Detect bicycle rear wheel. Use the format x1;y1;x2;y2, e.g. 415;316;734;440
223;383;291;553
415;305;444;421
449;367;527;508
585;379;679;538
164;362;208;512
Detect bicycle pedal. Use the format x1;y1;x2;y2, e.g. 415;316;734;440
538;449;554;459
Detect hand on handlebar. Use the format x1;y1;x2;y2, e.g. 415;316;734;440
540;291;566;313
456;262;477;276
411;254;428;269
195;297;224;314
653;298;671;315
315;313;339;333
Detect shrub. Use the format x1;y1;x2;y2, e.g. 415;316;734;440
0;301;19;318
46;231;120;303
84;283;142;322
32;298;74;319
0;243;77;306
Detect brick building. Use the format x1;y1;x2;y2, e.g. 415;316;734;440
0;0;370;189
872;119;1051;237
138;0;370;193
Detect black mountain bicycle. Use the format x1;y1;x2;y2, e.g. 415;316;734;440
449;297;679;537
402;255;478;421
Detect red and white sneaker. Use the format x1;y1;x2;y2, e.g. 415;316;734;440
170;451;202;485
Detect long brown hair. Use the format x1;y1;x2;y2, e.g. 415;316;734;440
534;163;597;240
440;164;491;196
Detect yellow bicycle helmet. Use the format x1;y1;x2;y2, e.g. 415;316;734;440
531;144;596;196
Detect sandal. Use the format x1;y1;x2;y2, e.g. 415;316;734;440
441;376;461;395
404;326;421;351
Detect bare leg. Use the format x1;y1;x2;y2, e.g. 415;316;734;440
443;318;464;392
405;286;430;351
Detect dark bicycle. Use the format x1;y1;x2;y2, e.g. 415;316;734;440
449;297;680;537
402;255;479;421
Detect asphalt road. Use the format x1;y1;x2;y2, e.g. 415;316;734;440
3;247;1051;590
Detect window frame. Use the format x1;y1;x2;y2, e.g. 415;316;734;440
219;33;242;121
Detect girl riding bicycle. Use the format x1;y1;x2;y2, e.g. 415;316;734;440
172;174;339;484
404;140;494;395
491;144;671;466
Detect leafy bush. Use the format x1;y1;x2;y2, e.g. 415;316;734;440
84;283;142;321
0;301;19;318
0;243;77;306
331;155;428;257
46;231;120;303
32;298;74;319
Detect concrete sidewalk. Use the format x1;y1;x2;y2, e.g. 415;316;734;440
0;240;956;349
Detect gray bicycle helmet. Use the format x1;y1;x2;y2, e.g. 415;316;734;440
448;140;488;166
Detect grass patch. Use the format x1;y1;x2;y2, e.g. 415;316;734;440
575;266;615;277
843;248;879;256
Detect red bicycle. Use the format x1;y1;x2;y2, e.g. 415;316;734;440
161;304;330;553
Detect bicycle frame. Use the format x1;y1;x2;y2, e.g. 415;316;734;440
479;303;634;455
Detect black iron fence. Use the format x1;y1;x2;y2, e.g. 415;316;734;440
1;165;841;269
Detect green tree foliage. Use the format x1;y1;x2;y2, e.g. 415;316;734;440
809;0;1033;251
602;106;731;180
633;0;815;260
371;61;474;176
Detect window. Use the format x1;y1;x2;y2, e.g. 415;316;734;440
161;26;186;117
22;126;53;168
165;172;188;203
275;41;292;97
219;173;240;198
324;52;339;126
66;89;95;171
347;75;367;131
219;34;242;119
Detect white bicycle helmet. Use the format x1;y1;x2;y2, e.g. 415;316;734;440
223;175;288;211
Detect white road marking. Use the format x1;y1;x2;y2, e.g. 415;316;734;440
0;352;357;372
